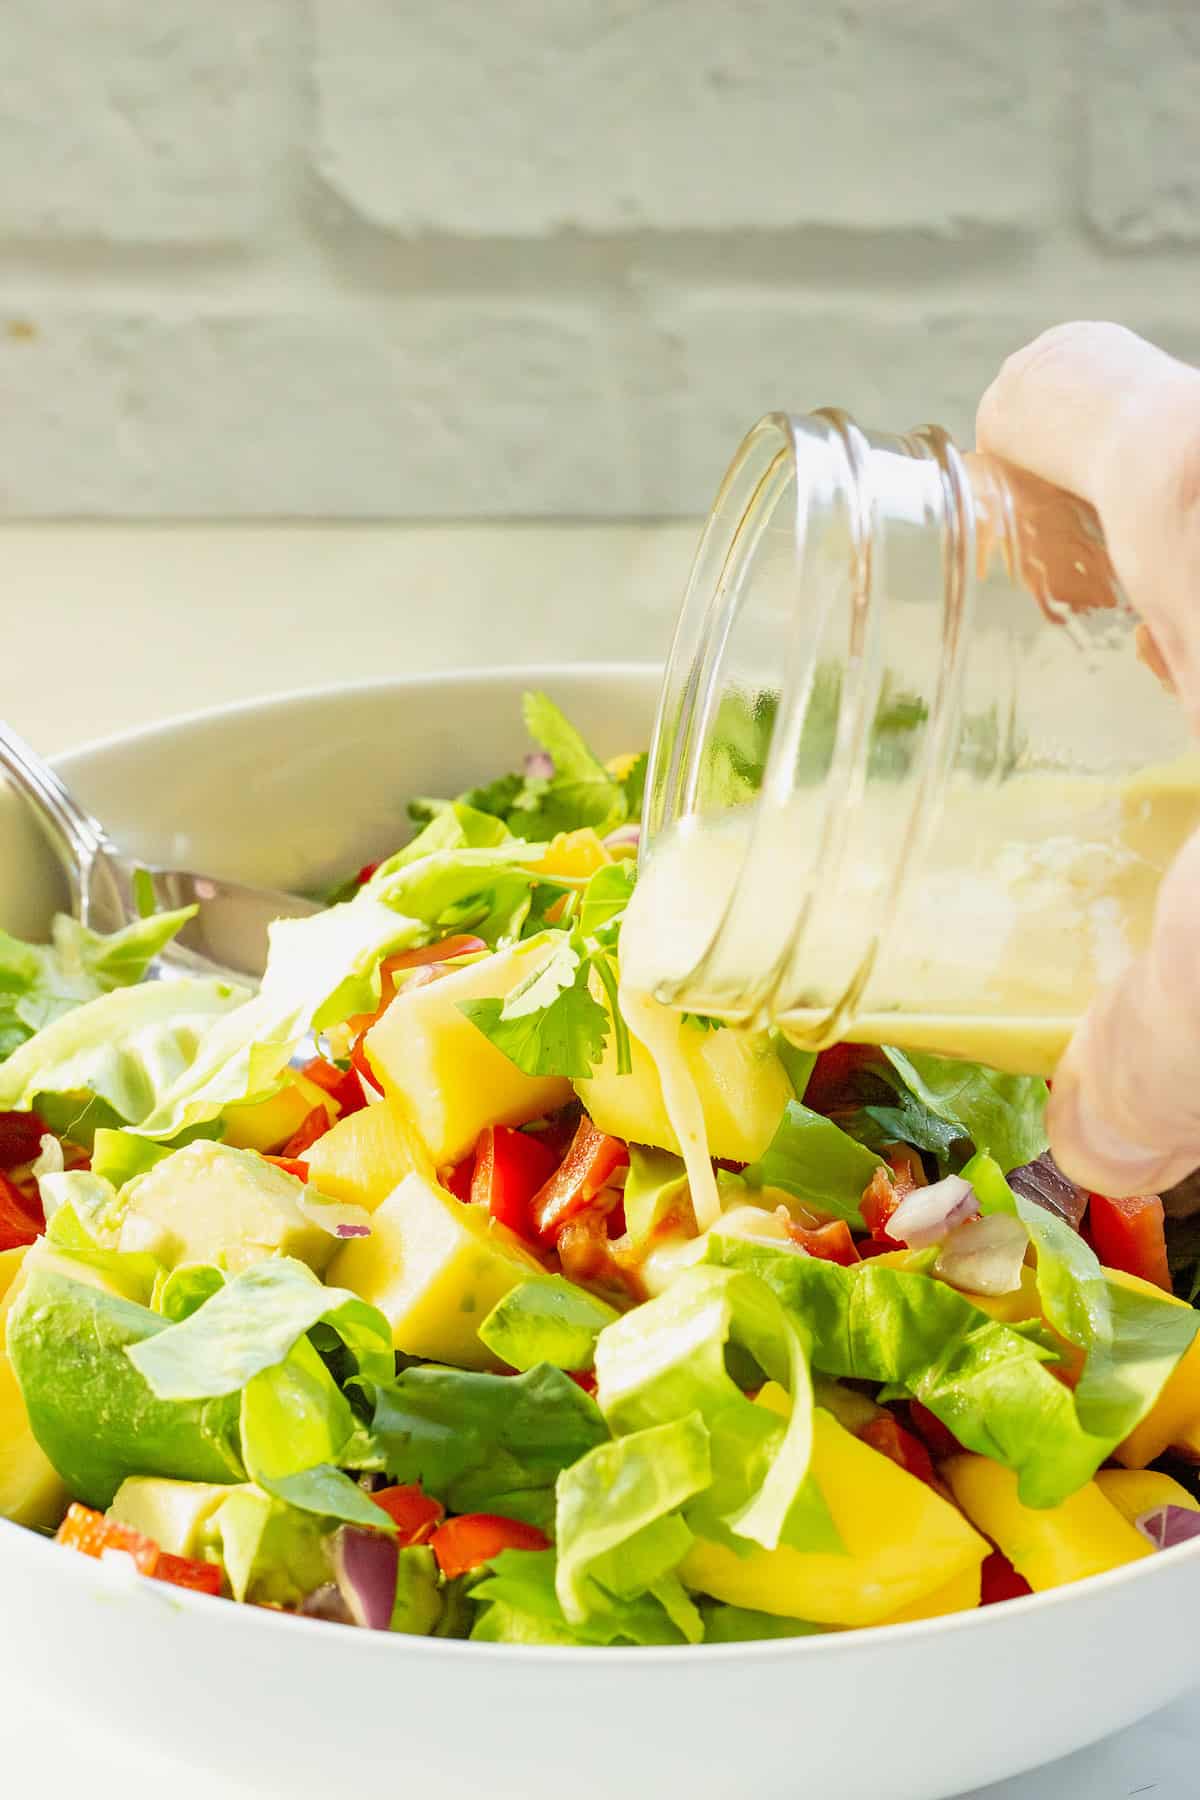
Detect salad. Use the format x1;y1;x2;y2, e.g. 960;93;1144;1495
2;691;1200;1647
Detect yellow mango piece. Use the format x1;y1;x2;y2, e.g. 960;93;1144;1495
327;1171;544;1369
1108;1268;1200;1469
365;940;573;1166
944;1455;1152;1591
576;1005;792;1165
963;1265;1042;1325
874;1564;982;1625
304;1099;415;1212
1095;1468;1200;1525
223;1072;336;1153
109;1478;232;1557
0;1252;67;1529
606;753;641;782
530;830;612;880
681;1409;988;1628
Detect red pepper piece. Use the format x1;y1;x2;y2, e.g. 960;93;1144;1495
55;1503;159;1574
0;1170;42;1251
263;1155;311;1182
1087;1192;1171;1293
531;1116;628;1243
857;1413;939;1489
0;1111;49;1170
784;1217;861;1266
372;1484;445;1545
429;1513;549;1580
980;1548;1032;1605
281;1105;334;1160
470;1125;559;1241
153;1552;222;1597
906;1400;963;1461
300;1055;367;1118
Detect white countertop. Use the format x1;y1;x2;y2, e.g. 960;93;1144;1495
6;521;1200;1798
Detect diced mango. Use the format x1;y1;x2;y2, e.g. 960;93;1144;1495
365;940;573;1166
108;1478;232;1557
327;1171;544;1369
944;1455;1152;1591
530;830;612;880
0;1251;67;1529
223;1073;336;1153
874;1564;982;1625
1108;1268;1200;1469
681;1408;988;1628
577;1008;792;1165
963;1265;1042;1325
1095;1468;1200;1526
606;753;641;782
304;1099;415;1212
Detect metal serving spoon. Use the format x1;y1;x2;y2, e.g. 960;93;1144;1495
0;718;322;980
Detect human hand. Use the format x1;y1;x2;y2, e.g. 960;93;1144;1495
976;321;1200;1197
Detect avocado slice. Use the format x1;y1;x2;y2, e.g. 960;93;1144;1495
391;1544;443;1635
5;1260;243;1508
118;1141;336;1275
107;1476;232;1558
328;1171;544;1369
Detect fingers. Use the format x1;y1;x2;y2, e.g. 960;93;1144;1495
976;322;1200;722
1048;823;1200;1196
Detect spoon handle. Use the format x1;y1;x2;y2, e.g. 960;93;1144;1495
0;718;113;918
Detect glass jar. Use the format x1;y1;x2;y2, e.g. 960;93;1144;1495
637;411;1200;1075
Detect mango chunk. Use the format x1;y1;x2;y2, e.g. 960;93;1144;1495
304;1099;415;1211
681;1408;987;1628
1108;1268;1200;1469
874;1564;982;1625
365;940;573;1166
223;1072;336;1153
576;1007;792;1164
109;1477;232;1558
530;830;612;880
944;1455;1151;1591
963;1265;1043;1326
1095;1468;1200;1526
0;1254;67;1529
327;1171;544;1369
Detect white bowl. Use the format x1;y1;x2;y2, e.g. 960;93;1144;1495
1;666;1198;1800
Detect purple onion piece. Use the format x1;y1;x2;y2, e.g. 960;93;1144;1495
524;751;554;782
1136;1504;1200;1551
335;1223;371;1239
603;823;641;852
332;1527;398;1630
1007;1151;1087;1231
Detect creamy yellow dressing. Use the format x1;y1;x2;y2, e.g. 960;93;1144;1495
619;761;1200;1214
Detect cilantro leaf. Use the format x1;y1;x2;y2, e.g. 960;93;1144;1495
459;933;609;1079
505;694;627;840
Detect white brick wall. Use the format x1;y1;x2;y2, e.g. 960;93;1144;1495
0;0;1197;518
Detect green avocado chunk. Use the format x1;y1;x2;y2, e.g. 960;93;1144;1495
5;1263;243;1508
391;1545;443;1635
117;1141;336;1275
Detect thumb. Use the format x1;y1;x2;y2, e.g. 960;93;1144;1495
1048;822;1200;1196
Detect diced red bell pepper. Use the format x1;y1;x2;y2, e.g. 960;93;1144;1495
531;1115;628;1243
980;1548;1032;1605
0;1170;42;1251
906;1400;963;1461
281;1105;334;1160
857;1414;939;1489
0;1110;48;1170
55;1503;159;1574
1087;1192;1171;1293
372;1484;446;1545
356;861;381;888
263;1155;311;1182
470;1125;559;1241
803;1043;875;1114
443;1154;475;1203
784;1217;861;1266
348;936;490;1036
153;1552;223;1597
860;1166;903;1241
429;1513;550;1580
300;1055;367;1118
566;1369;598;1395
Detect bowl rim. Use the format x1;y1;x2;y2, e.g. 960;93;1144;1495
8;662;1200;1664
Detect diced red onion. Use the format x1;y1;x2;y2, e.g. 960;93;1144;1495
524;751;554;781
887;1175;978;1249
296;1191;372;1241
936;1213;1029;1296
1007;1152;1087;1231
1136;1504;1200;1551
603;824;641;853
332;1528;398;1631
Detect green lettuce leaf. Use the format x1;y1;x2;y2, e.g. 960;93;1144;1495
470;1549;690;1647
459;931;609;1080
743;1100;880;1228
0;909;198;1063
700;1601;823;1643
554;1414;710;1626
594;1264;839;1554
879;1048;1048;1174
259;1465;394;1531
505;693;627;841
0;976;247;1133
126;1256;393;1400
369;1362;609;1528
477;1276;621;1373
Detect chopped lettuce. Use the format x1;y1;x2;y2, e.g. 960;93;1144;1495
477;1276;621;1373
0;909;199;1063
700;1601;823;1643
879;1048;1048;1174
470;1548;690;1647
743;1101;880;1228
369;1362;609;1529
126;1256;393;1401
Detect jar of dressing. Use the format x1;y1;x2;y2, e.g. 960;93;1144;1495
624;411;1200;1077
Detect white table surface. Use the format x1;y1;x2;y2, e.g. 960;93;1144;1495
6;520;1199;1798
